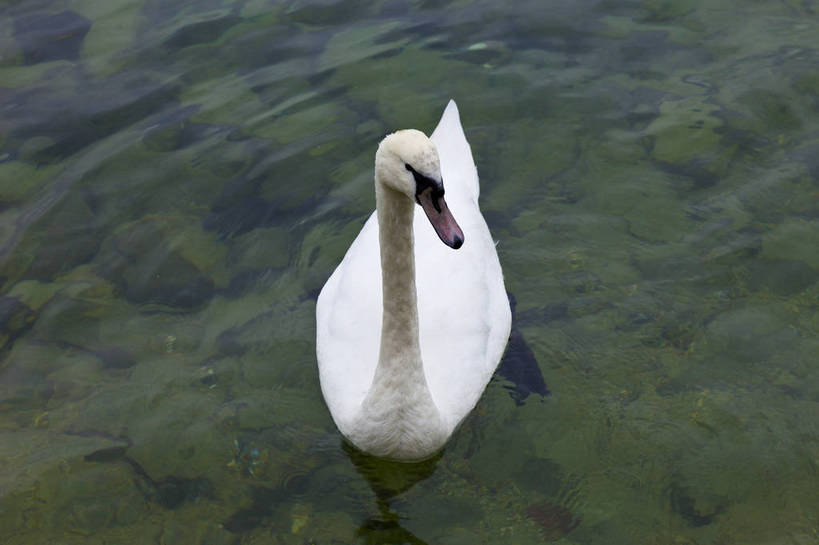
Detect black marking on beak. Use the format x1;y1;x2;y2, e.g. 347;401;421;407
406;164;444;212
408;163;464;249
417;187;445;213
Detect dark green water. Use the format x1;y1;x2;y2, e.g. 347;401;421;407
1;0;818;543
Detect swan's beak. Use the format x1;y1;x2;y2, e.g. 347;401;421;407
416;186;464;249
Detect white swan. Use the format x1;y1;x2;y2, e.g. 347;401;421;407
316;100;511;461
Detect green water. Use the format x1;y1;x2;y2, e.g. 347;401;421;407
1;0;817;543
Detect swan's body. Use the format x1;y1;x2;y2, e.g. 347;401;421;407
316;100;511;461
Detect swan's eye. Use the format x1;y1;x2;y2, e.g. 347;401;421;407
405;164;442;193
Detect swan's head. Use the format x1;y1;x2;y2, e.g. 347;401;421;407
375;129;464;249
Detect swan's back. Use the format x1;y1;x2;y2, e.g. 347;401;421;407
316;100;511;436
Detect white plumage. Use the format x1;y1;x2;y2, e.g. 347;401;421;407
316;100;511;461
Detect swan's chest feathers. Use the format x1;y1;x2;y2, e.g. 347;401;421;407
346;348;450;459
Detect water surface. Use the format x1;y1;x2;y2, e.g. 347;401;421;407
1;0;818;543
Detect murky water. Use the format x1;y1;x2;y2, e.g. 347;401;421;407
1;0;817;543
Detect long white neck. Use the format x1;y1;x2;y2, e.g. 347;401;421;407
375;182;423;378
348;174;448;460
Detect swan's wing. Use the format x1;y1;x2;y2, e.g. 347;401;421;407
415;204;511;431
316;213;382;428
419;99;511;430
430;100;480;201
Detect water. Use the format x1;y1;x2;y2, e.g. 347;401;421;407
1;0;817;543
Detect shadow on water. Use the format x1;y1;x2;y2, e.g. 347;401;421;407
343;441;440;545
497;292;550;405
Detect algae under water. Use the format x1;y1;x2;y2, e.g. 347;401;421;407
1;0;818;543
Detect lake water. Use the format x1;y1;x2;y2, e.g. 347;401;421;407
1;0;818;543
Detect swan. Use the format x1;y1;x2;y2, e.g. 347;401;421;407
316;100;511;461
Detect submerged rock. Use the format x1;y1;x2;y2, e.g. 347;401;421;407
706;305;799;363
0;296;36;352
122;251;215;309
747;259;816;296
0;161;59;206
22;195;103;282
162;15;242;51
525;499;581;541
643;96;730;189
99;217;222;310
140;105;217;152
13;11;92;65
762;218;819;269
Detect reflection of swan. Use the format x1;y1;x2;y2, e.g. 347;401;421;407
342;440;441;511
317;100;511;461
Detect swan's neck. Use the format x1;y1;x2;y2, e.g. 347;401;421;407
350;181;447;460
375;183;422;377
